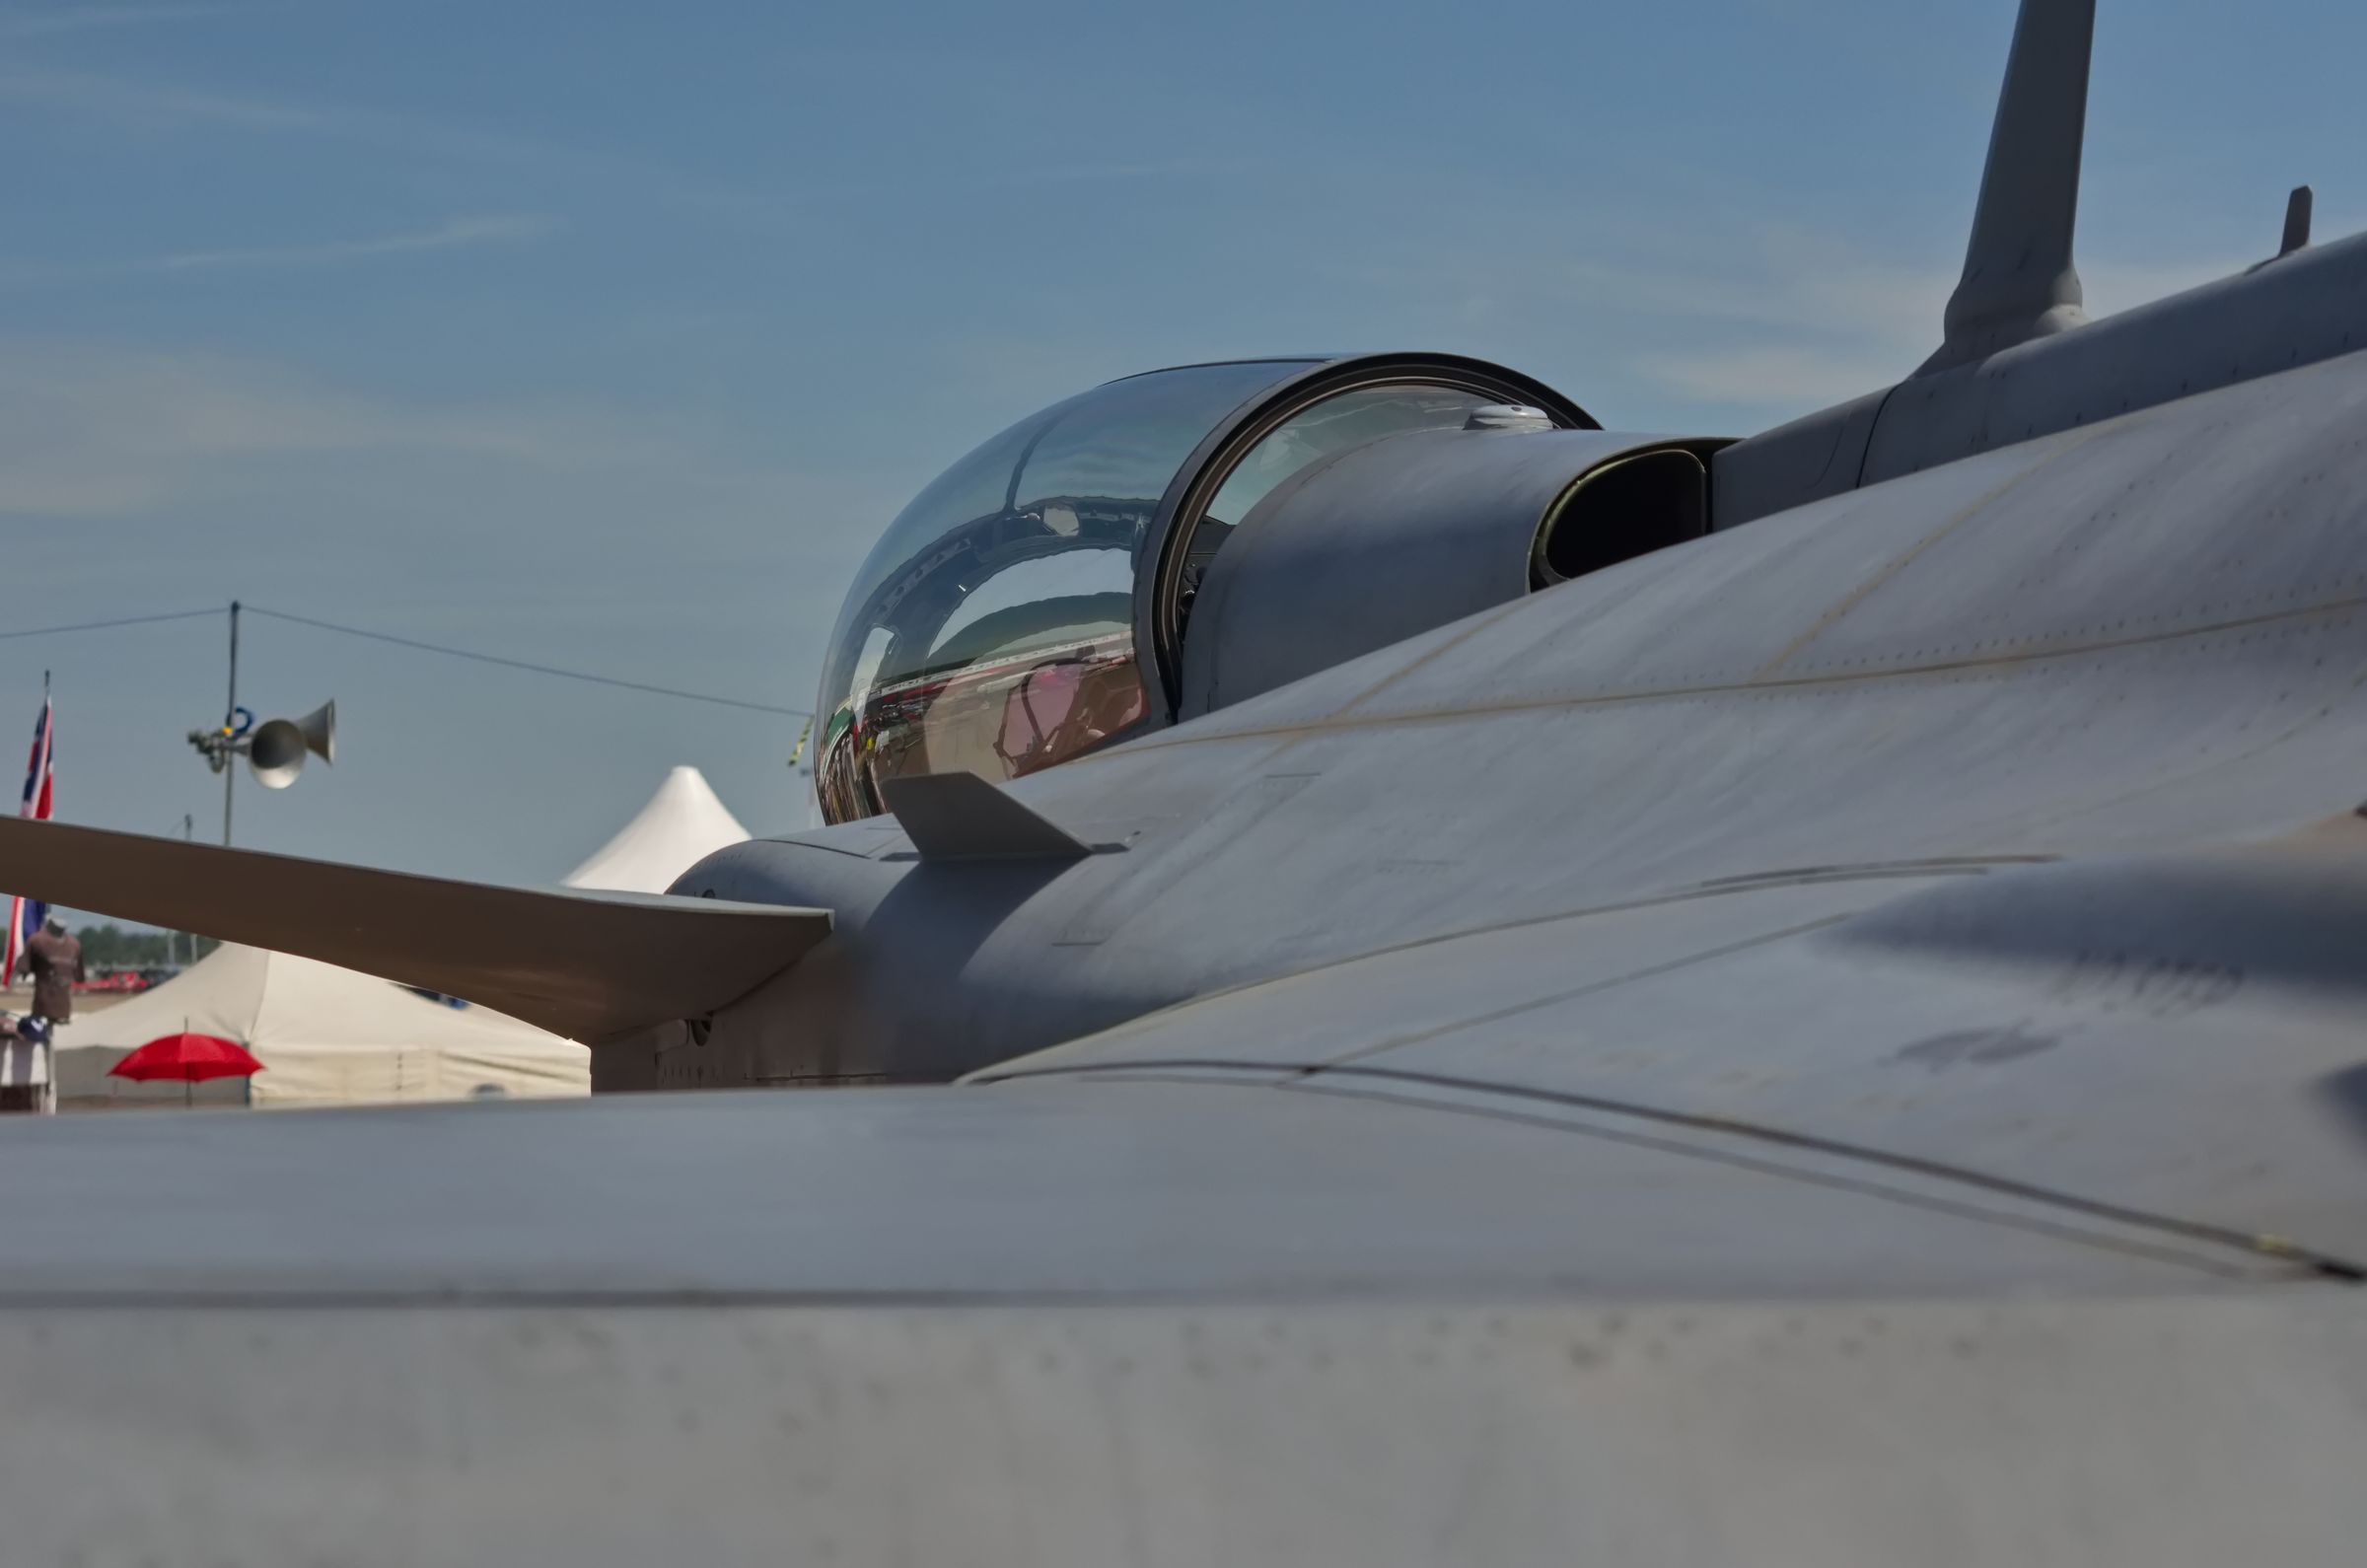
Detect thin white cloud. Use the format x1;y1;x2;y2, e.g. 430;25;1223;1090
0;342;728;519
1576;227;2271;411
151;215;552;273
0;64;314;127
1638;344;1906;408
1565;231;1948;351
1583;231;2254;355
0;3;255;37
0;215;554;288
0;64;789;226
996;159;1230;186
2080;256;2259;319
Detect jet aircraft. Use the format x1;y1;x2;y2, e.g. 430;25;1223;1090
2;1;2364;1561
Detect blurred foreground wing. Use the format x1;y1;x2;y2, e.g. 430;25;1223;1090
0;1078;2357;1562
0;816;828;1043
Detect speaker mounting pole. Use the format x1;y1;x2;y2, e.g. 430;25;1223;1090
186;605;335;820
223;601;240;847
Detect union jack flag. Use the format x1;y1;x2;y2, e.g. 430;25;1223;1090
3;697;54;987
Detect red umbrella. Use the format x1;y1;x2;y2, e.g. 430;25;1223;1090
109;1033;266;1106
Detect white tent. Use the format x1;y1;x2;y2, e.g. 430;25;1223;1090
51;944;589;1109
564;765;752;894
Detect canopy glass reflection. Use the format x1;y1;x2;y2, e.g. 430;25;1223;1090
815;361;1314;822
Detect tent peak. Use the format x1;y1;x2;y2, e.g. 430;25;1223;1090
564;765;752;895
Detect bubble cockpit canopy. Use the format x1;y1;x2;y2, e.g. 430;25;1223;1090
814;354;1590;824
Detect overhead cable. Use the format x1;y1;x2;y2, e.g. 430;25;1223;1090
0;608;225;642
242;606;812;718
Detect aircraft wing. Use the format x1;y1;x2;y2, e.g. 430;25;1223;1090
0;943;2359;1562
0;816;830;1043
979;821;2367;1276
2;813;2362;1562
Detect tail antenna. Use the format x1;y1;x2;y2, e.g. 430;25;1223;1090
1919;0;2098;375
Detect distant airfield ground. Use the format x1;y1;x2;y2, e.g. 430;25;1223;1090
2;987;132;1017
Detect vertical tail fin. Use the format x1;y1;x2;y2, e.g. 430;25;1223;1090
2279;185;2315;257
1918;0;2097;374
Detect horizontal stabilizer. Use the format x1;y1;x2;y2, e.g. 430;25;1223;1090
0;818;830;1044
883;772;1096;862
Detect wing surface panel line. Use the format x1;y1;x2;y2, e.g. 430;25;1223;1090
1266;1077;2268;1283
1751;426;2097;675
1082;589;2367;756
978;1059;2367;1282
976;865;2036;1065
1308;916;1851;1071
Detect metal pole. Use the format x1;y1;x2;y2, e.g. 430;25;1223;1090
222;601;240;847
178;815;194;968
39;670;51;1116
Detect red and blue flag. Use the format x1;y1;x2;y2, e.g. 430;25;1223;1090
3;697;55;985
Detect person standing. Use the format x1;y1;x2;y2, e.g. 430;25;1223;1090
2;688;60;1111
21;917;82;1028
3;919;76;1115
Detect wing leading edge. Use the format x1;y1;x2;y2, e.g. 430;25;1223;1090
0;817;830;1044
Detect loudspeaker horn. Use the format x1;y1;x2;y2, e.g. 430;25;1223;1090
248;700;336;790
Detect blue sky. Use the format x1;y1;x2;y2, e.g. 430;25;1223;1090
4;0;2362;888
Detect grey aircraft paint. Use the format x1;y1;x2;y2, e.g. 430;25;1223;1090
3;2;2365;1562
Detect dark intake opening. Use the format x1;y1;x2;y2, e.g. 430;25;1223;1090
1536;449;1709;586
